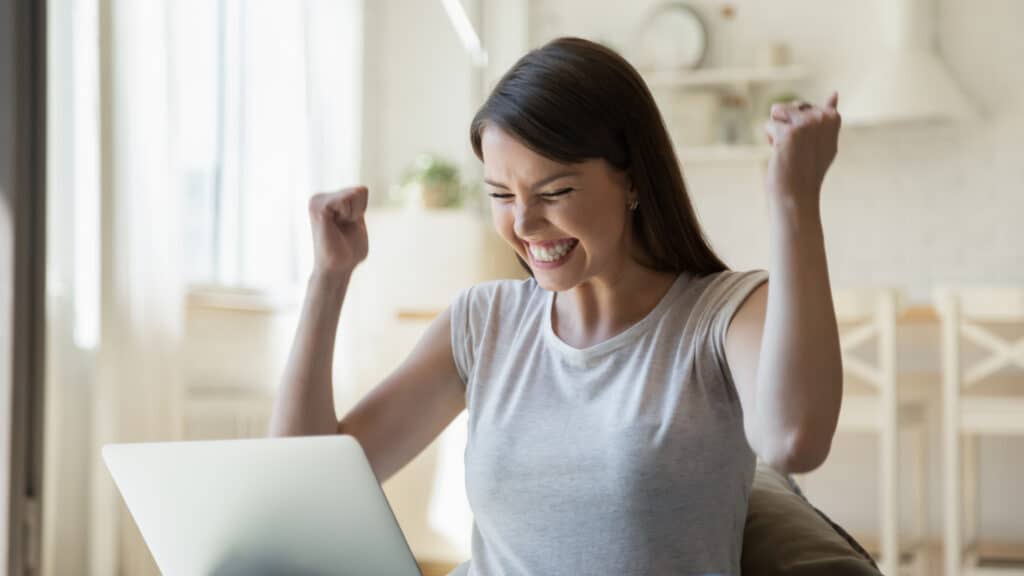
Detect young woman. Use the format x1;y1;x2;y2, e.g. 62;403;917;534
270;37;844;575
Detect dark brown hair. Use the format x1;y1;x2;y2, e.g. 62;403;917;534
470;37;728;277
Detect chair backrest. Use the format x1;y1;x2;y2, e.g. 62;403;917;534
832;288;903;394
934;286;1024;393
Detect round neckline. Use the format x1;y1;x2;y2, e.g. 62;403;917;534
543;272;688;366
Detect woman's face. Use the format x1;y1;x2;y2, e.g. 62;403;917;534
481;125;637;292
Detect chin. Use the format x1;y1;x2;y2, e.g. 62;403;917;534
530;270;582;292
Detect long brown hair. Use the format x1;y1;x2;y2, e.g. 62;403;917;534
470;37;728;276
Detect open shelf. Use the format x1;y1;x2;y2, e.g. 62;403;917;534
645;65;809;89
675;144;772;163
645;65;811;163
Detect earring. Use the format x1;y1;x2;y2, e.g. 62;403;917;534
628;198;639;211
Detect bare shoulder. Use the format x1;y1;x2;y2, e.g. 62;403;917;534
727;280;769;345
724;280;768;376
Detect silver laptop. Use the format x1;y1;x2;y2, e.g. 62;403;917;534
102;435;422;576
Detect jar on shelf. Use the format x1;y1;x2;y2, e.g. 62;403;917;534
666;90;719;148
716;93;753;145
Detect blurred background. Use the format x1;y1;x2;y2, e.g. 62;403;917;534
2;0;1023;574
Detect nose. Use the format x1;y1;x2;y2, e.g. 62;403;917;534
512;199;545;240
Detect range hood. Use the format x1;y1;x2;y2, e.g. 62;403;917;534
844;0;975;127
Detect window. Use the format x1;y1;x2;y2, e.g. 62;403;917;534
171;0;363;291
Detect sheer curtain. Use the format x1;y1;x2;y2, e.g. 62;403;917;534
94;1;183;573
178;0;363;291
90;1;363;573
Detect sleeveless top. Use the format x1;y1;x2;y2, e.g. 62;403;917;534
447;269;769;575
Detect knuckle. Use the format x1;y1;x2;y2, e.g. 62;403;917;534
308;193;325;213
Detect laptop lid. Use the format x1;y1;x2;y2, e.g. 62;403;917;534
103;435;422;576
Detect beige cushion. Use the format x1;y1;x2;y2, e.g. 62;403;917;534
742;463;882;576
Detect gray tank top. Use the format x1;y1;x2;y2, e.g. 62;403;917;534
447;269;768;575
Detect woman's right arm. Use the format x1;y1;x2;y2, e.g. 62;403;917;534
336;305;465;482
268;186;466;483
268;269;353;438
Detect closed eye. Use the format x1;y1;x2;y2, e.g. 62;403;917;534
540;187;575;199
488;187;575;200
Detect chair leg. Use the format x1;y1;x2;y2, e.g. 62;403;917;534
912;423;929;576
963;435;979;552
881;423;900;576
944;427;961;576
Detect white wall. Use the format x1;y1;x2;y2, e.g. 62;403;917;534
361;0;477;204
530;0;1024;300
530;0;1024;543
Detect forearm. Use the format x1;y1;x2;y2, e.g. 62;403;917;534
269;271;351;437
756;194;843;465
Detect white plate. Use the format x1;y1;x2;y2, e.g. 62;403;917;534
635;3;707;71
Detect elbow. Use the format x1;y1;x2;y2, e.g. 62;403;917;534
762;428;834;475
761;372;843;474
266;409;341;438
266;418;294;439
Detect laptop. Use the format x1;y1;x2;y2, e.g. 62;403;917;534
102;435;423;575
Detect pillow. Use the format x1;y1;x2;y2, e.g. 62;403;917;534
742;462;883;576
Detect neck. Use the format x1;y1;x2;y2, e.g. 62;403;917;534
552;261;678;349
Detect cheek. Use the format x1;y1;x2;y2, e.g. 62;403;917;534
575;206;627;255
567;201;613;235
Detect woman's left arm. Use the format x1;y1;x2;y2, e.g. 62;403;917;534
726;92;844;474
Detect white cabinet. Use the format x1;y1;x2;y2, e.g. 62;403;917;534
349;208;524;394
181;290;301;439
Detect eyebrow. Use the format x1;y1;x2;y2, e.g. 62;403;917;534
483;170;580;191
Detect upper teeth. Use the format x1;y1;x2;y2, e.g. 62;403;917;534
529;240;576;262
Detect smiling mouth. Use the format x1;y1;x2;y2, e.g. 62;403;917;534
524;238;579;264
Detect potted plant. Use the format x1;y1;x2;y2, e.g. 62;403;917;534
400;154;464;209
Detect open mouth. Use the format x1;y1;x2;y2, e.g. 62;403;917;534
524;238;579;268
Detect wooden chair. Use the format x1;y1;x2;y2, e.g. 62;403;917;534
935;287;1024;576
799;288;929;576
